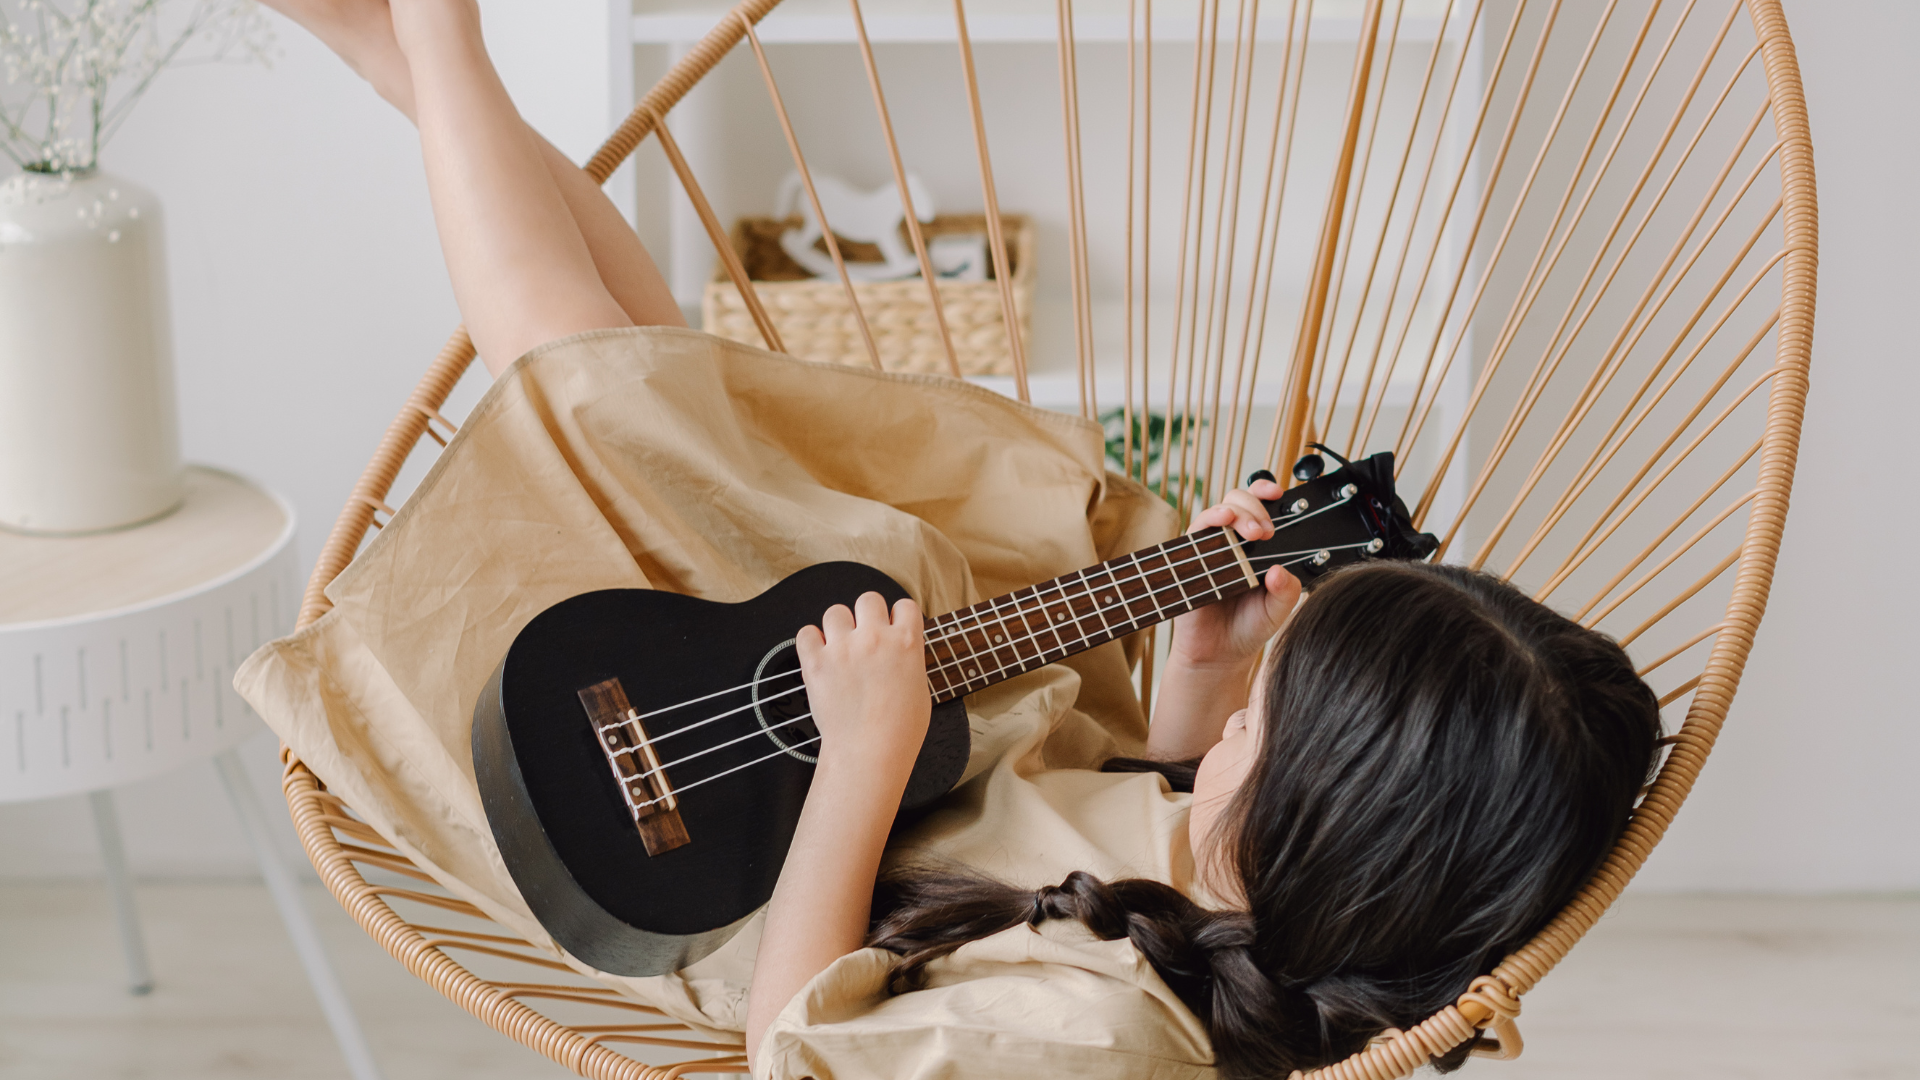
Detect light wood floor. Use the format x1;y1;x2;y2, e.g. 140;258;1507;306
1;882;1913;1078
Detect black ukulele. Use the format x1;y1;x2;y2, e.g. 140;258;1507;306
472;449;1435;976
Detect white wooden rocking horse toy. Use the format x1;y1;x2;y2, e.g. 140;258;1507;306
775;171;937;282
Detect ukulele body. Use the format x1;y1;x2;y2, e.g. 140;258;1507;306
472;561;971;977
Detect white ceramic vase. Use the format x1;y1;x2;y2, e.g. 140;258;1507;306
0;169;184;534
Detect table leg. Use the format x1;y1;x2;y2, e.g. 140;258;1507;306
214;750;384;1080
87;789;154;996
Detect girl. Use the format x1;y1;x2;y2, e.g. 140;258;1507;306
259;3;1660;1076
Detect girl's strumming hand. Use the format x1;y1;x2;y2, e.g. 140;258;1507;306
1173;479;1303;668
795;591;931;778
750;592;931;1066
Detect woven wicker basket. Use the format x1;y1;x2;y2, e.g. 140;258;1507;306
702;213;1032;375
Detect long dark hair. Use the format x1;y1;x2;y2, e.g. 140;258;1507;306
867;562;1660;1077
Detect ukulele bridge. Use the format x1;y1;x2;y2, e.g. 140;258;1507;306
578;677;691;856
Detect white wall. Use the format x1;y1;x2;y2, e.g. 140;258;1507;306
1;1;1913;892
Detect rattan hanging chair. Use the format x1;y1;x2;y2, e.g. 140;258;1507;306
275;0;1816;1076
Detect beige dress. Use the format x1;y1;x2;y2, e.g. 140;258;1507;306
235;327;1216;1077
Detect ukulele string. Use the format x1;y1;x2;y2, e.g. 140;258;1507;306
633;733;827;809
617;540;1372;782
608;531;1288;750
917;538;1382;687
600;532;1230;741
603;680;807;746
612;708;817;772
602;492;1360;740
626;544;1368;806
918;536;1376;685
598;491;1357;735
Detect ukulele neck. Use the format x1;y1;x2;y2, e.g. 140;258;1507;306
922;527;1259;703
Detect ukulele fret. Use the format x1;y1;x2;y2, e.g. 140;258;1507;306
1063;571;1101;644
970;591;1017;682
1072;569;1111;639
1130;549;1167;622
1088;563;1131;633
1156;544;1194;607
1192;534;1228;600
1031;586;1069;665
923;625;962;699
1042;576;1087;654
956;598;1000;675
999;586;1042;665
974;593;1030;680
979;597;1024;673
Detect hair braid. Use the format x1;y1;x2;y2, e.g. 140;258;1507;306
871;869;1332;1077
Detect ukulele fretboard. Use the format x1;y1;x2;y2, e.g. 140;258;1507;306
921;528;1257;702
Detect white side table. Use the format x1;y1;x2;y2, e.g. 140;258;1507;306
0;466;382;1080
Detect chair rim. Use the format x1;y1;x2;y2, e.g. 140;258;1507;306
278;1;1816;1076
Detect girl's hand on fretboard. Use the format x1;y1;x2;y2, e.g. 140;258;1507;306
1173;480;1303;668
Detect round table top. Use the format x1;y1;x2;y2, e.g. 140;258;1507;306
0;466;292;627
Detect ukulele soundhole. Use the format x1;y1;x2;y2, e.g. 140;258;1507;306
752;639;820;764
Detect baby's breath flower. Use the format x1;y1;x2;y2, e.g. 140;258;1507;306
0;0;274;172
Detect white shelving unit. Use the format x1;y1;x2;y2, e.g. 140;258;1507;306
605;0;1473;525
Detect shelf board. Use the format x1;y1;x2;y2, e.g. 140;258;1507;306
964;370;1420;413
634;2;1456;45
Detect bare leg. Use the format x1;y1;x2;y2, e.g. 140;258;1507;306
262;0;683;372
393;0;632;371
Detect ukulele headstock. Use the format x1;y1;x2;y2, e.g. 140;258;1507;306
1242;446;1439;588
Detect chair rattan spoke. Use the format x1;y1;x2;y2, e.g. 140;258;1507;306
1508;300;1779;580
1466;198;1782;568
848;0;964;379
738;16;884;371
1377;0;1630;463
950;0;1031;398
1223;0;1317;483
654;124;785;355
1329;0;1485;467
1308;0;1412;446
1636;620;1727;678
1410;8;1758;527
1386;0;1686;468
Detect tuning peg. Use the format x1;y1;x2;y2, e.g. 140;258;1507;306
1292;453;1325;482
1246;469;1278;487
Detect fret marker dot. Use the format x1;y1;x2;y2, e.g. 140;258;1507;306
993;634;1004;643
967;667;978;677
1055;612;1066;622
1103;595;1112;604
606;735;618;747
631;785;644;796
